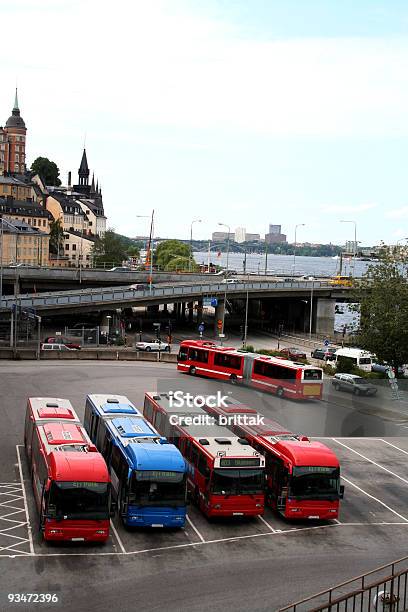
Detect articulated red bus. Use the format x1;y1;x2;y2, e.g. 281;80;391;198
24;397;111;542
143;392;265;518
177;340;323;400
204;403;344;520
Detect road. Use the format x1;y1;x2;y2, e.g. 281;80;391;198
0;361;407;612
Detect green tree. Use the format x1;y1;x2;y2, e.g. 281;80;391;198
49;218;64;255
126;245;140;258
165;256;192;271
91;229;128;266
353;245;408;374
31;157;62;186
155;240;191;269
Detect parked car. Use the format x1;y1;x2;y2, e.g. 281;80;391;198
222;278;239;284
135;339;170;352
129;283;148;291
311;346;336;361
9;263;40;268
108;266;131;272
278;347;307;360
43;336;81;350
41;343;76;351
371;362;405;375
300;275;316;280
331;373;377;396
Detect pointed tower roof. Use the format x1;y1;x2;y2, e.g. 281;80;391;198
6;88;26;130
91;173;95;192
79;149;89;174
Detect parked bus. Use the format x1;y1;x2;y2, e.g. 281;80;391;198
329;348;373;372
177;340;323;400
143;392;266;518
24;397;111;542
203;403;344;520
84;394;188;528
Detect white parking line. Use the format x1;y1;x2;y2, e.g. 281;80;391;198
257;515;276;532
333;438;408;486
341;475;408;523
186;515;205;543
15;445;34;555
110;520;126;554
380;439;408;456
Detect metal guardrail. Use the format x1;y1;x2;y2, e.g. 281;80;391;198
2;281;340;310
279;555;408;612
0;280;339;312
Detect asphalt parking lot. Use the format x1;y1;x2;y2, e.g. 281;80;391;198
0;361;408;612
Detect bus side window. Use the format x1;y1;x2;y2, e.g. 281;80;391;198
197;453;208;477
144;399;153;422
111;446;126;480
24;409;34;453
90;413;98;442
84;401;90;431
191;445;199;467
184;440;192;461
154;410;165;433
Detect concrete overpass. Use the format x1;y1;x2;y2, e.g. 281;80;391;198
0;279;352;335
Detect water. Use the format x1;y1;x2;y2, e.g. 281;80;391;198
194;251;373;277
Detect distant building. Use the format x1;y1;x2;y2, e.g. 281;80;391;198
212;231;234;242
0;89;27;176
344;240;358;254
245;233;261;242
0;198;52;232
0;218;49;266
269;224;281;235
265;232;287;244
234;227;246;243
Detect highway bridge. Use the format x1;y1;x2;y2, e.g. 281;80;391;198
0;279;352;335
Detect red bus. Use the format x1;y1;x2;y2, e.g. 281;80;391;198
143;392;265;518
177;340;323;400
24;397;111;542
203;403;344;520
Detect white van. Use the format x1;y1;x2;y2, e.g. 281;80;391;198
330;348;373;372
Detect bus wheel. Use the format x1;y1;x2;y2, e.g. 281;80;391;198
189;366;197;376
276;387;284;398
230;374;238;384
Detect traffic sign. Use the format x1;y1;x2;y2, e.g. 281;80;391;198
198;324;205;333
324;339;330;346
210;297;218;307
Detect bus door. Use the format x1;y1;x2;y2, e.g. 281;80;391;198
242;354;255;383
266;453;288;511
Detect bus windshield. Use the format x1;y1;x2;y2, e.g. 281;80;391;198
290;467;340;500
47;481;109;520
129;471;186;507
211;469;264;495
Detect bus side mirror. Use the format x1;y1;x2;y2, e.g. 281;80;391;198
339;485;345;499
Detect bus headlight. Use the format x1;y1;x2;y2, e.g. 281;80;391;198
95;530;106;535
256;504;262;508
290;508;300;512
214;504;221;509
49;529;63;535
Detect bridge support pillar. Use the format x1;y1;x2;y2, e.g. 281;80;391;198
315;298;335;337
214;299;225;337
187;301;194;323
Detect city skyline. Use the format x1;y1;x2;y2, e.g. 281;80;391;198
2;1;408;244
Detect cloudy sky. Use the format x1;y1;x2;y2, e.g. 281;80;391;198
2;0;408;245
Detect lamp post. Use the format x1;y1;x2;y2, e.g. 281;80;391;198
189;219;202;271
340;220;357;276
0;218;4;310
292;223;305;277
106;315;112;342
137;211;154;293
218;223;231;337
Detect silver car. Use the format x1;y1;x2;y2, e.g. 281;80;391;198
332;373;377;396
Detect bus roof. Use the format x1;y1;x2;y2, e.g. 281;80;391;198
28;397;80;423
275;440;340;468
104;415;186;473
86;394;142;417
49;451;110;482
145;392;265;462
38;422;96;455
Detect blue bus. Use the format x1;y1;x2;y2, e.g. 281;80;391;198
84;394;187;528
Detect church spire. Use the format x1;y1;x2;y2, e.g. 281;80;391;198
91;172;95;193
78;148;89;186
13;88;19;111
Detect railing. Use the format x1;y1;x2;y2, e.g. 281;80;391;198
279;555;408;612
0;280;339;311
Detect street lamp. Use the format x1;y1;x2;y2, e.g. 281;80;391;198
137;211;154;293
189;219;202;271
340;220;357;276
106;315;112;340
217;222;231;339
293;223;305;277
218;222;231;273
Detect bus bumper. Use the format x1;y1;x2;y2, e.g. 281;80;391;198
125;510;186;528
44;521;110;542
